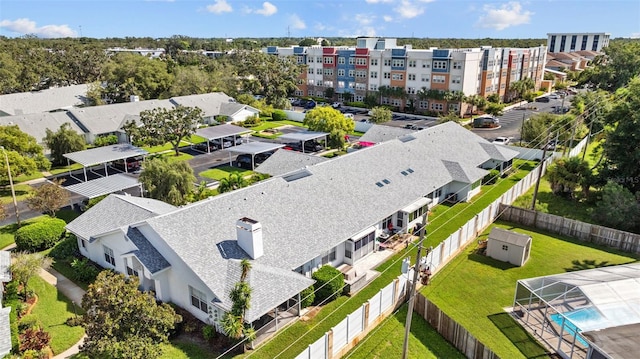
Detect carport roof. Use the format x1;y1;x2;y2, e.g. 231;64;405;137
65;174;141;199
63;144;148;167
279;131;328;142
224;142;285;155
195;124;248;140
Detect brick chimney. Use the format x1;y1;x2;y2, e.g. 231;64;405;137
236;217;263;259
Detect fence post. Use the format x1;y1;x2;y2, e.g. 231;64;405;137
363;302;370;331
326;331;333;359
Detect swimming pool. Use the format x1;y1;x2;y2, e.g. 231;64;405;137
550;307;602;347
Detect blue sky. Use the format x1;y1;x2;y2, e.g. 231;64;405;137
1;0;639;39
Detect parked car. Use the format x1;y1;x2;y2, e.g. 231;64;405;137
492;137;510;145
473;116;499;128
331;102;342;109
194;142;217;152
286;140;323;152
112;157;142;172
344;113;355;120
234;154;253;169
255;151;273;164
535;96;550;103
224;136;242;146
210;138;233;149
543;140;558;151
304;100;317;110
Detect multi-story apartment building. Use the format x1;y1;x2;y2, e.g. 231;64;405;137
264;37;547;114
547;33;610;53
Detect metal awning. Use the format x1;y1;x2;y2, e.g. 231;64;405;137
63;144;148;167
349;226;376;241
224;142;285;155
195;124;248;140
401;197;432;213
279;131;328;142
65;174;141;199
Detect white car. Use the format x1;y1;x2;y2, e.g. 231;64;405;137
331;102;342;108
492;137;510;145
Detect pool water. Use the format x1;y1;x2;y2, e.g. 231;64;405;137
550;307;601;347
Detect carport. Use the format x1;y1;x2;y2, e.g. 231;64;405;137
63;144;149;182
195;124;249;152
279;131;328;153
65;173;143;208
225;142;285;169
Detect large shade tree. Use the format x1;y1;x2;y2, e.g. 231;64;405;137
578;41;640;92
26;179;69;217
100;52;174;103
43;123;86;166
303;107;354;149
368;106;392;124
1;125;51;178
138;157;196;206
81;271;181;359
123;105;203;156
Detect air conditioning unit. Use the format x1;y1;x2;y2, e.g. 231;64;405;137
344;269;357;281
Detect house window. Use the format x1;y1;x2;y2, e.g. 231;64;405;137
338;57;345;64
396;211;404;228
369;84;378;91
452;61;462;69
419;101;428;109
432;75;445;84
324;69;334;76
371;59;378;66
472;179;481;190
383;59;391;66
80;239;86;249
408;203;429;222
451;76;461;84
103;246;115;266
408;60;416;68
322;247;337;265
408;74;416;81
348;70;355;77
370;71;378;79
433;60;447;70
190;286;208;313
392;59;404;67
323;57;334;64
502;245;509;251
356;58;367;65
382;215;393;230
337;69;345;77
348;57;355;65
431;103;443;111
316;68;322;75
383;72;391;79
126;264;139;277
391;73;404;81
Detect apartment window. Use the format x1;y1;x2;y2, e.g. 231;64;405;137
408;74;416;81
451;76;461;84
356;70;367;78
432;75;445;84
433;60;447;70
338;57;345;64
297;78;304;85
408;60;416;68
570;35;577;51
487;73;493;80
325;81;333;88
421;75;430;82
392;59;405;67
383;72;391;79
500;83;506;89
349;57;355;65
316;90;324;96
370;71;378;79
502;70;507;77
407;87;416;94
316;68;322;75
383;59;391;66
307;79;315;85
324;68;334;76
348;70;354;77
419;101;428;109
485;86;492;92
488;60;494;67
422;62;430;68
355;95;364;102
431;103;443;111
356;58;367;65
581;35;588;51
511;70;516;77
452;61;462;69
355;83;366;90
391;73;404;80
369;84;378;91
297;56;304;64
294;90;304;96
308;57;314;63
560;35;567;51
337;69;345;77
323;56;334;64
338;81;345;88
448;103;459;111
307;67;313;74
381;97;389;104
371;59;378;66
348;82;355;89
592;35;600;51
317;80;324;87
103;246;115;266
190;286;208;313
316;56;322;63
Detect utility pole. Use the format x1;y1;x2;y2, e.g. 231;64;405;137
531;133;550;210
582;109;595;160
402;213;428;359
1;147;20;227
520;111;525;146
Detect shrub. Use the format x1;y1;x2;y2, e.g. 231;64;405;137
300;286;315;308
19;327;51;352
14;218;67;252
272;109;287;121
84;195;107;211
483;169;500;185
311;265;344;304
4;281;19;302
202;325;217;341
65;316;83;327
93;134;118;147
70;258;100;283
18;315;41;332
49;235;79;261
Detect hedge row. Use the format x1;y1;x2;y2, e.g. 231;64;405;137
14;218;67;252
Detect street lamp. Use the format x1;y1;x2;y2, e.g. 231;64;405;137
0;146;20;227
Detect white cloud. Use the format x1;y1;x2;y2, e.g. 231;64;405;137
206;0;232;14
314;22;327;32
255;2;278;16
630;32;640;39
290;14;306;30
383;15;393;22
394;0;425;19
365;0;393;3
354;14;375;26
0;18;76;38
476;2;532;31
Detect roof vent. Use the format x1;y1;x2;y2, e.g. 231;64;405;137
283;169;313;182
382;179;390;184
375;182;384;187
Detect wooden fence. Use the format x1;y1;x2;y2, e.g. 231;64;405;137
414;293;498;359
498;204;640;254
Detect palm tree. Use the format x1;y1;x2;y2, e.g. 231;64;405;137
221;259;256;345
218;173;248;193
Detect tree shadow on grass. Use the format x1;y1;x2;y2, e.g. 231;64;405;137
565;259;612;272
488;313;549;359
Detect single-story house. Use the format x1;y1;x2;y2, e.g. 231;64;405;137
0;251;12;358
170;93;259;124
66;122;518;334
486;227;532;266
0;84;89;117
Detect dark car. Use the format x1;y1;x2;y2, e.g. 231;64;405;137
286;140;323;152
304;100;317;110
535;96;550;103
234;154;253;169
255;151;273;164
112;157;142;172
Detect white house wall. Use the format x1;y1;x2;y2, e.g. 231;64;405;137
229;108;258;123
80;231;138;273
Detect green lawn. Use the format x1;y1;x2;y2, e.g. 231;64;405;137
14;171;44;183
199;166;253;181
274;120;306;127
28;275;86;355
187;134;207;144
160;339;217;359
148;151;194;162
344;304;465;359
0;215;52;250
0;183;35;203
421;221;639;359
512;178;594;223
238;161;536;358
48;163;84;176
246;122;284;132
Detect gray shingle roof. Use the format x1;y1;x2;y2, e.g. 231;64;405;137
136;122;510;315
358;124;415;144
170;93;235;118
219;102;259;117
66;194;176;241
0;111;86;144
125;228;171;274
67;99;174;135
0;251;11;283
0;84;88;116
256;150;329;177
479;142;519;161
0;307;11;357
442;160;488;183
